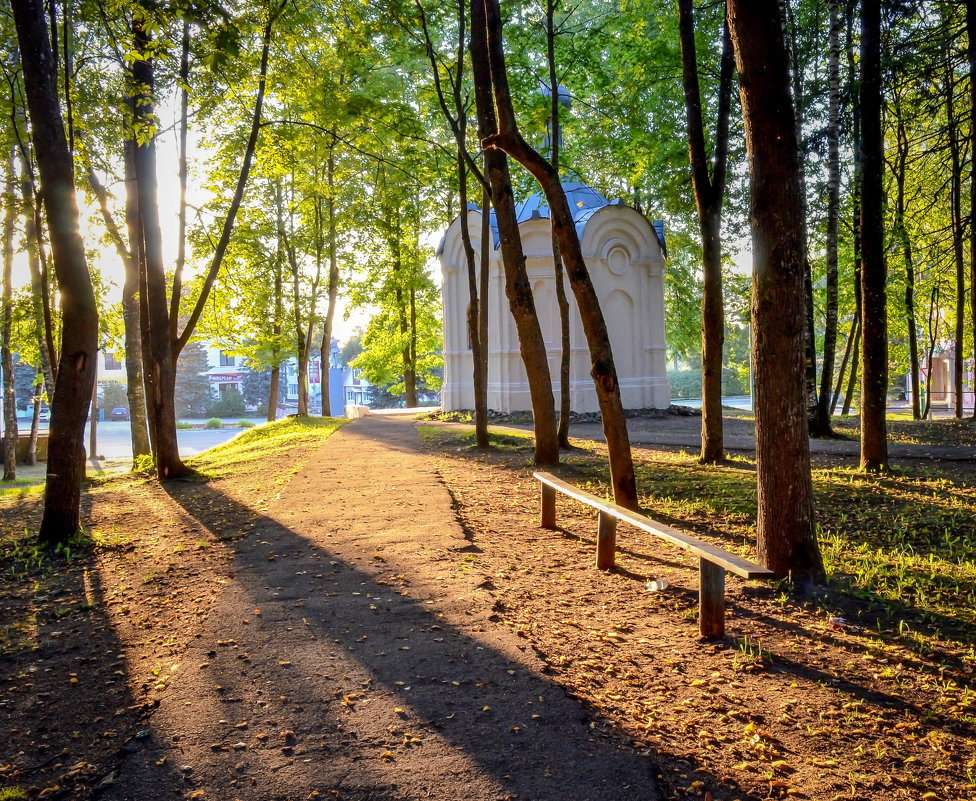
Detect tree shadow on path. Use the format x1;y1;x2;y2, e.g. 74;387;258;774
151;427;763;801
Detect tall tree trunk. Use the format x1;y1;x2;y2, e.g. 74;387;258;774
948;63;965;420
121;140;152;459
268;365;280;421
281;185;309;417
678;0;734;463
479;186;490;414
923;285;939;419
816;0;842;432
321;146;340;418
545;0;572;450
420;0;490;441
16;97;58;383
859;0;888;470
892;99;921;420
27;379;41;465
169;20;190;342
131;13;186;479
481;0;638;501
61;0;73;156
2;150;17;481
269;206;284;423
727;0;825;582
786;1;823;434
469;0;559;465
409;282;418;405
457;151;489;446
88;369;97;461
970;0;976;420
85;143;151;460
13;0;98;544
20;162;56;398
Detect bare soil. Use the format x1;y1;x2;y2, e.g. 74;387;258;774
1;413;973;801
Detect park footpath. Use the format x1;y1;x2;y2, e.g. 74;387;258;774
103;414;661;801
569;418;976;462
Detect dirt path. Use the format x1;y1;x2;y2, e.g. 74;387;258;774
103;415;660;801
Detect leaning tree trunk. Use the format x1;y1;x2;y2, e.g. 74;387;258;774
13;0;98;545
2;150;17;480
469;0;558;465
678;0;734;463
132;14;186;479
859;0;888;470
481;0;636;506
727;0;825;582
842;321;860;416
831;312;858;413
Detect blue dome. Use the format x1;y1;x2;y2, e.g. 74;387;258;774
485;180;614;249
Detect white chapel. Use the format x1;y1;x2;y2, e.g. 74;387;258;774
437;181;670;414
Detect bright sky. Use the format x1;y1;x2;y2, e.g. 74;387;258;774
11;98;367;347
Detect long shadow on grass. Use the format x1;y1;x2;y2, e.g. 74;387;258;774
161;476;765;801
727;602;976;743
0;530;182;799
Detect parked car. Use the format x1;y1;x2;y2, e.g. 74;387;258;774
39;407;50;422
109;407;130;421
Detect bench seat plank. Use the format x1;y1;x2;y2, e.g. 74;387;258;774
533;471;773;580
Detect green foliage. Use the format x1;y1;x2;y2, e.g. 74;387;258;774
339;334;363;367
12;360;38;412
240;361;284;408
132;453;156;473
667;369;702;400
100;382;128;412
236;419;255;428
175;341;213;419
205;417;224;429
206;388;246;417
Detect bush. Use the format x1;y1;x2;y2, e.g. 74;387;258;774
255;402;268;418
721;366;749;396
132;453;155;473
205;388;246;418
176;420;192;430
667;369;701;399
237;419;255;428
205;417;223;429
100;382;128;412
667;367;751;399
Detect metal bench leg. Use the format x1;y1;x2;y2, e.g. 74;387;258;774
699;559;725;639
596;511;617;570
541;484;556;529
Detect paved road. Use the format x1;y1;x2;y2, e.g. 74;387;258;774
16;417;257;460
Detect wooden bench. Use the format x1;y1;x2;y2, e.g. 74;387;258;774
533;471;774;639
